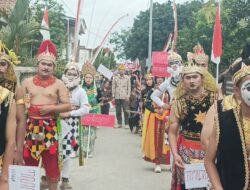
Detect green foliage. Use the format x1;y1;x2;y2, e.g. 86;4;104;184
110;0;250;75
0;0;40;62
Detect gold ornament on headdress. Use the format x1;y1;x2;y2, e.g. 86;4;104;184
187;43;209;64
0;41;20;82
181;62;204;76
233;62;250;85
145;73;153;80
168;52;182;63
81;62;96;76
117;63;126;71
174;63;217;99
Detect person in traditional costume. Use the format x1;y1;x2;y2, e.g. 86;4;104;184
112;64;131;128
169;62;218;190
142;76;170;173
22;40;71;190
187;43;209;70
150;52;183;171
0;41;24;190
204;63;250;190
60;63;89;190
81;62;101;158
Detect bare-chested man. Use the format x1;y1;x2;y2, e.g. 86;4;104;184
22;40;71;190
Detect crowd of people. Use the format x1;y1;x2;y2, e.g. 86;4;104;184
0;37;250;190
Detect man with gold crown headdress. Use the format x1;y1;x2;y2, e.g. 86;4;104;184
187;43;209;70
168;61;218;189
0;41;25;190
204;62;250;189
22;40;71;190
112;63;131;128
59;62;89;189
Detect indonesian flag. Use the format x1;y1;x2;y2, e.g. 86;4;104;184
211;3;222;64
40;8;50;40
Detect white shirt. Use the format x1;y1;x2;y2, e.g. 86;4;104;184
69;86;89;117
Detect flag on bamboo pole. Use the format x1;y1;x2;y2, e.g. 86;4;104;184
72;0;84;62
172;0;178;52
40;7;50;40
211;3;222;64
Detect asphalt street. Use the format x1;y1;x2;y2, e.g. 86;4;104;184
69;126;171;190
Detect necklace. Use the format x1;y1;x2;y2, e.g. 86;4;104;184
33;75;56;88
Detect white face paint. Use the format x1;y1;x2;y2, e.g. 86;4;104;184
241;79;250;106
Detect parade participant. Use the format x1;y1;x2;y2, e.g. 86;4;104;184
112;64;131;128
22;40;71;190
151;51;183;108
169;62;217;189
187;43;209;70
82;62;101;158
100;80;112;115
141;73;154;112
60;63;89;190
0;41;22;190
128;86;142;133
204;63;250;189
142;76;170;173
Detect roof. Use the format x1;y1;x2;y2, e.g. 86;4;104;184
0;0;16;14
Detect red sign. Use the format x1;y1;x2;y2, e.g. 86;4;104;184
152;66;170;77
152;52;168;66
81;114;115;128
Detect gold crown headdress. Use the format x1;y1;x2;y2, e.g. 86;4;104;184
81;61;96;76
145;73;153;80
117;63;126;71
181;62;204;76
187;43;209;64
168;52;182;63
36;40;57;65
233;62;250;85
0;41;20;82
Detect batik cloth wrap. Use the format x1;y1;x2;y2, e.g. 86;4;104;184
142;89;170;165
82;82;100;155
62;116;79;160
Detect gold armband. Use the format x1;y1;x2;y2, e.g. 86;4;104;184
16;98;25;105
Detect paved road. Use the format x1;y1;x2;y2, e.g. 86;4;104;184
69;126;171;190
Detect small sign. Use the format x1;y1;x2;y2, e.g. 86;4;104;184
97;64;113;80
9;165;40;190
152;52;168;66
81;114;115;128
152;66;170;77
184;163;209;189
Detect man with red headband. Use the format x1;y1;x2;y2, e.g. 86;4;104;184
22;40;71;190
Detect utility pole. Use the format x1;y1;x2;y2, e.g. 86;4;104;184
147;0;153;69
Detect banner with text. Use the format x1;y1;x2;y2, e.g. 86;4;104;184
81;114;115;128
152;51;170;77
9;165;40;190
184;163;209;189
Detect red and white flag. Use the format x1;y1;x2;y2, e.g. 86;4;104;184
211;3;222;64
40;8;50;40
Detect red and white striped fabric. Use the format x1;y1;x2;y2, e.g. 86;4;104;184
40;7;50;40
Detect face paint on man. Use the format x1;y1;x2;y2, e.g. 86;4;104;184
241;79;250;106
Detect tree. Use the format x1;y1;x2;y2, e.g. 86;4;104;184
0;0;40;61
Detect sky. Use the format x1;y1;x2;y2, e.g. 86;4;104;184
60;0;188;49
